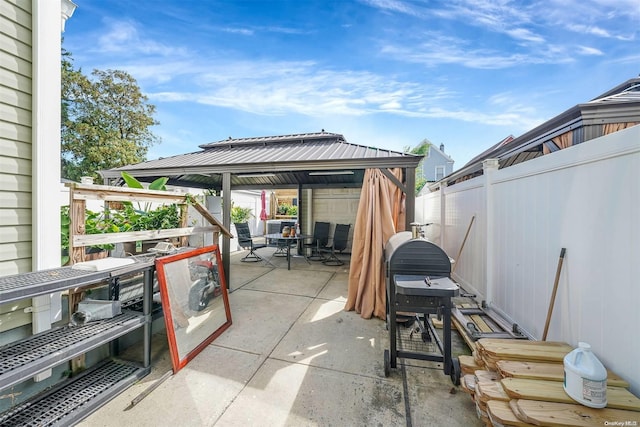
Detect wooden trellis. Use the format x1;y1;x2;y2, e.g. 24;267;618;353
66;182;232;264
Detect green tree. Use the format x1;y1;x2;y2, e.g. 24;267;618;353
406;139;431;194
61;49;159;181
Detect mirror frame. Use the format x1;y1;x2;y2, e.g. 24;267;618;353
155;245;232;372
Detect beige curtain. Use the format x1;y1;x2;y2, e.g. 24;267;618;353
603;122;638;135
345;168;404;320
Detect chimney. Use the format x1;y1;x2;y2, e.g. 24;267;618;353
440;143;445;152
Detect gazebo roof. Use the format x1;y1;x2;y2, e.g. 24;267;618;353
100;131;421;190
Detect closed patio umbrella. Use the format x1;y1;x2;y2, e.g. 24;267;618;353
345;168;405;320
260;190;268;234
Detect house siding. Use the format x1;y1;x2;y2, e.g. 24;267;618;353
421;145;454;182
0;0;33;277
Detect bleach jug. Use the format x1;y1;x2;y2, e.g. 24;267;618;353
563;342;607;408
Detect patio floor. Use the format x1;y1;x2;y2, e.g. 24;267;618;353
78;247;482;426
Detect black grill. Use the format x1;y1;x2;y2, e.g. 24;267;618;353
383;232;460;385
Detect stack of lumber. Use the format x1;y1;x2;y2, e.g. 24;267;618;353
458;338;640;426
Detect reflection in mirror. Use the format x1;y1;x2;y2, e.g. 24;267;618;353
155;245;232;372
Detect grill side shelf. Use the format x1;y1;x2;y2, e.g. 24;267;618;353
0;312;146;391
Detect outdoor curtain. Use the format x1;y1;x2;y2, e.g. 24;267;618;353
345;168;405;320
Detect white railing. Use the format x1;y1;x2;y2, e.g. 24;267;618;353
416;125;640;395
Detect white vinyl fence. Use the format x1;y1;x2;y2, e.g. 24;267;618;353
416;125;640;395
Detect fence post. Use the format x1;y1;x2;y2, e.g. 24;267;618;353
439;181;447;247
483;159;499;307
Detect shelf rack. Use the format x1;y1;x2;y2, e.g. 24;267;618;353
0;257;155;425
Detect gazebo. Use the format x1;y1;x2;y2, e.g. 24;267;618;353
99;131;423;281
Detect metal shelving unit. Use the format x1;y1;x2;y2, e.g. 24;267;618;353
0;258;155;425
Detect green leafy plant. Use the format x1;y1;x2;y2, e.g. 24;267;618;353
231;205;253;223
60;172;182;265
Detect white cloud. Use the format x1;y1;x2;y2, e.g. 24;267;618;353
577;45;604;56
96;19;189;57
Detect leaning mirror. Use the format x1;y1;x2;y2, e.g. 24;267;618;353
155;245;232;372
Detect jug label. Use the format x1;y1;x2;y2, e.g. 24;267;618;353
582;378;606;404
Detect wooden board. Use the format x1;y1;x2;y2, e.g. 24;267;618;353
501;378;640;412
461;374;476;396
497;360;630;388
487;400;536;427
513;399;640;427
477;339;573;363
452;316;478;352
475;370;501;382
470;314;494;333
477;380;510;403
459;354;481;375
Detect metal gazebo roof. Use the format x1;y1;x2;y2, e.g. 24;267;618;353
99;131;422;191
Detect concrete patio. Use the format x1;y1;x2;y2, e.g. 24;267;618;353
78;247;481;427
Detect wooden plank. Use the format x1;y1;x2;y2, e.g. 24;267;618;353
470;314;494;333
487;400;537;427
514;399;640;427
477;339;573;362
459;354;481;375
497;360;630;388
475;370;501;383
452;316;477;352
67;182;190;204
72;226;219;246
502;378;640;411
477;379;510;403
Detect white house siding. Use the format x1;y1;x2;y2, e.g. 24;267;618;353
1;0;33;276
417;125;640;395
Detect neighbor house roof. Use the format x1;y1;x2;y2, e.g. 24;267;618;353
440;77;640;186
99;131;422;190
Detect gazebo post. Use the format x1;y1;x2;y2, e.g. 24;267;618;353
222;172;231;282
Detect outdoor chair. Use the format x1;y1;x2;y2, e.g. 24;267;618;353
303;221;330;261
320;224;351;266
235;222;268;263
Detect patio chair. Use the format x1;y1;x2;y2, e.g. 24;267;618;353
235;222;268;263
303;221;330;261
320;224;351;266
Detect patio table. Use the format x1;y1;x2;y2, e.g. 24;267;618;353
264;233;311;270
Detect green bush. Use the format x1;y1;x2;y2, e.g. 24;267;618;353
231;205;253;223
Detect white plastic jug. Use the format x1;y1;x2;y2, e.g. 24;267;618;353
563;342;607;408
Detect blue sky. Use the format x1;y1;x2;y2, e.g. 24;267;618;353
63;0;639;169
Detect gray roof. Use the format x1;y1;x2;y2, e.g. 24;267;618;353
100;131;422;190
440;77;640;186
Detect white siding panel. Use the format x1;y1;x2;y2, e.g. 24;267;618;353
0;122;32;145
0;13;32;41
0;0;32;27
0;84;32;110
0;190;31;208
0;241;31;261
0;224;31;242
0;299;32;332
0;46;32;76
0;66;32;92
0;102;32;126
0;172;31;191
0;28;32;58
0;258;31;276
0;155;31;174
0;207;30;226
